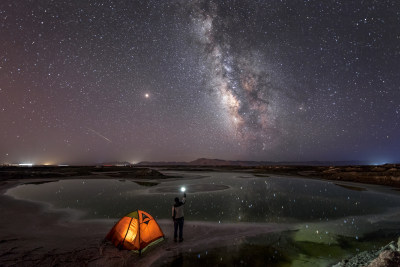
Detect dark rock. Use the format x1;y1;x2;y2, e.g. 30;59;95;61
334;237;400;267
367;250;400;267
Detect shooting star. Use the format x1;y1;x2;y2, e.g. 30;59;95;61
86;127;112;143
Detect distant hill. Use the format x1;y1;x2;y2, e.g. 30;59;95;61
136;158;369;166
98;161;132;166
136;161;187;166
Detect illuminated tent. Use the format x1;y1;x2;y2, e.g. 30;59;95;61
106;210;164;253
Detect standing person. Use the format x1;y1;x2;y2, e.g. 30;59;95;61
172;192;186;242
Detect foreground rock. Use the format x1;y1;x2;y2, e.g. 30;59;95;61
333;237;400;267
368;250;400;267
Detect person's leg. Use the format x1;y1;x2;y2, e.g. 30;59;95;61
174;220;178;241
178;218;184;241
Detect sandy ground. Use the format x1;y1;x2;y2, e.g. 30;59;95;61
0;179;293;267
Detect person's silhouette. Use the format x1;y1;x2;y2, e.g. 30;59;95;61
172;192;186;242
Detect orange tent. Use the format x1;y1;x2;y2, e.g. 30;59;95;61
106;210;164;253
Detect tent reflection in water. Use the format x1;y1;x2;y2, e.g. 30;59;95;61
106;210;164;254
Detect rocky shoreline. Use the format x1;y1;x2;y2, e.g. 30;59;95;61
251;164;400;188
333;237;400;267
0;166;169;180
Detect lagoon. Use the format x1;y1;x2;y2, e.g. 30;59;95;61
6;171;400;266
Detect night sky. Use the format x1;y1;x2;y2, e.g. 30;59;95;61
1;0;399;165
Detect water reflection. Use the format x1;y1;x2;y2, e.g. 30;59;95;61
6;172;400;225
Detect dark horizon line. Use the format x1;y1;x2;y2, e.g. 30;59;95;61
1;157;398;167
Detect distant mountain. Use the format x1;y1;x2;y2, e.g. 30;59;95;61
136;161;187;166
98;161;133;166
136;158;370;166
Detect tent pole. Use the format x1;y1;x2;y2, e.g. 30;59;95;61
120;216;134;249
138;210;141;256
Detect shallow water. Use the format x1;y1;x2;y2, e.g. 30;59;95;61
6;172;400;223
6;171;400;266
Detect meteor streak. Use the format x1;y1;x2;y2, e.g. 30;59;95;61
86;127;112;143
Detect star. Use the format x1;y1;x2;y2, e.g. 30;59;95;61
0;0;398;164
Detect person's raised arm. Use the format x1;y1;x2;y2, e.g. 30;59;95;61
182;192;186;204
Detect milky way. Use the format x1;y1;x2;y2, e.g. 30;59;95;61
189;0;290;152
1;0;399;164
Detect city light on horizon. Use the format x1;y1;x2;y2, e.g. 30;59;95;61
18;163;33;167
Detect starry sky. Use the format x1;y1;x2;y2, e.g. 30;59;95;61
1;0;399;165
